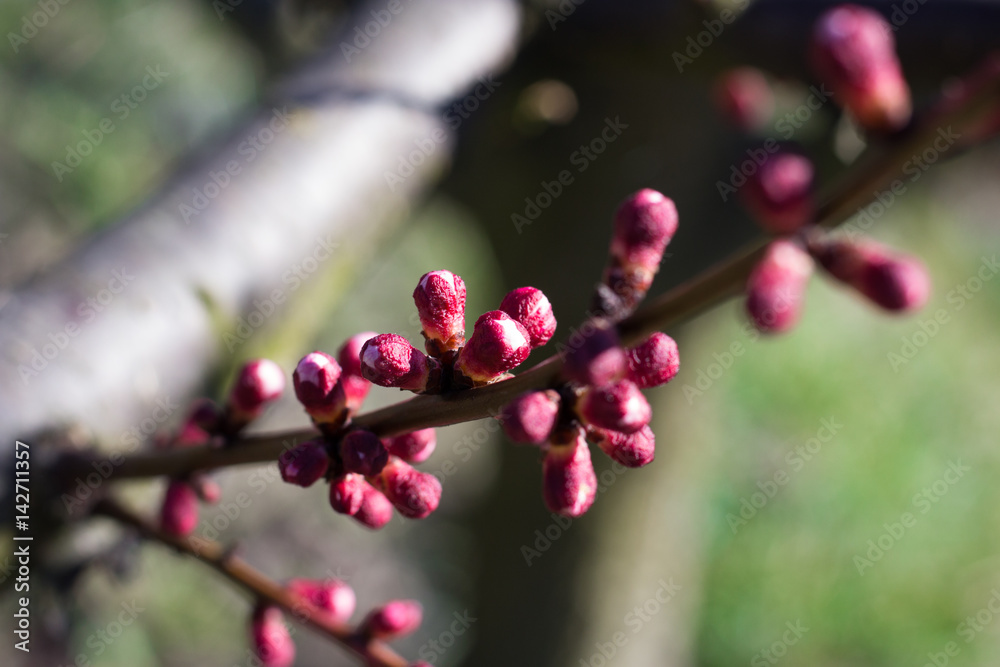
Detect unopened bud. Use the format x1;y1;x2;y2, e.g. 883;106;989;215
714;67;775;131
591;425;656;468
383;429;436;463
499;286;557;348
542;428;598;518
293;352;346;425
250;604;295;667
563;324;627;387
809;237;929;311
329;473;367;516
340;430;389;477
746;240;813;334
376;457;442;519
160;480;199;537
338;332;377;412
576;379;651;434
455;311;531;385
353;484;394;530
743;150;814;234
364;600;423;639
287;578;356;623
360;334;442;393
626;332;680;388
500;390;561;444
413;270;467;355
228;359;285;425
278;439;330;487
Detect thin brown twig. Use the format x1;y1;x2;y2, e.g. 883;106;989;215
92;497;409;667
57;55;1000;485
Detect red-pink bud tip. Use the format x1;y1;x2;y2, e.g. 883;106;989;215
340;430;389;477
626;332;680;389
455;311;531;384
329;473;368;516
364;600;423;639
746;240;813;334
360;334;441;392
278;440;330;488
563;324;628;387
383;428;437;463
501;390;561;444
338;332;377;411
576;379;652;434
592;425;656;468
287;578;356;623
293;351;345;422
229;359;285;418
413;270;467;354
811;4;912;131
499;286;557;348
611;189;678;271
809;238;929;312
250;604;295;667
714;67;775;132
160;480;199;537
192;475;222;504
377;457;443;519
353;484;394;530
743;151;815;234
543;429;598;517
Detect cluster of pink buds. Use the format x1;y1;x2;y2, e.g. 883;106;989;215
246;577;423;666
811;4;912;132
500;189;681;517
159;359;285;536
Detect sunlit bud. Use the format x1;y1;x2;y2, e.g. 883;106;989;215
455;311;531;385
811;4;912;131
352;484;394;530
563;324;627;387
160;480;199;537
250;604;295;667
501;390;561;444
746;240;814;334
287;578;356;624
363;600;423;639
591;425;656;468
329;473;367;516
499;287;557;348
377;457;443;519
626;332;680;388
413;270;467;355
340;430;389;477
576;379;651;434
293;351;346;425
338;332;377;412
383;429;436;463
743;150;814;234
543;427;598;518
228;359;285;425
278;439;330;487
360;334;442;393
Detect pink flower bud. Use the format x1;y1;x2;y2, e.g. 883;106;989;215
611;189;679;270
352;484;394;530
293;351;346;424
742;151;814;234
287;578;356;623
174;418;211;448
278;440;330;487
191;475;222;504
340;430;389;477
543;428;598;517
626;332;680;389
576;379;651;434
591;425;656;468
329;473;367;516
455;311;531;385
250;604;295;667
413;270;467;355
499;286;557;348
364;600;423;639
160;480;199;537
811;5;911;131
809;238;929;311
714;67;775;131
338;332;377;411
563;324;627;387
383;429;436;463
229;359;285;421
501;390;561;444
376;457;442;519
360;334;442;392
746;240;813;334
